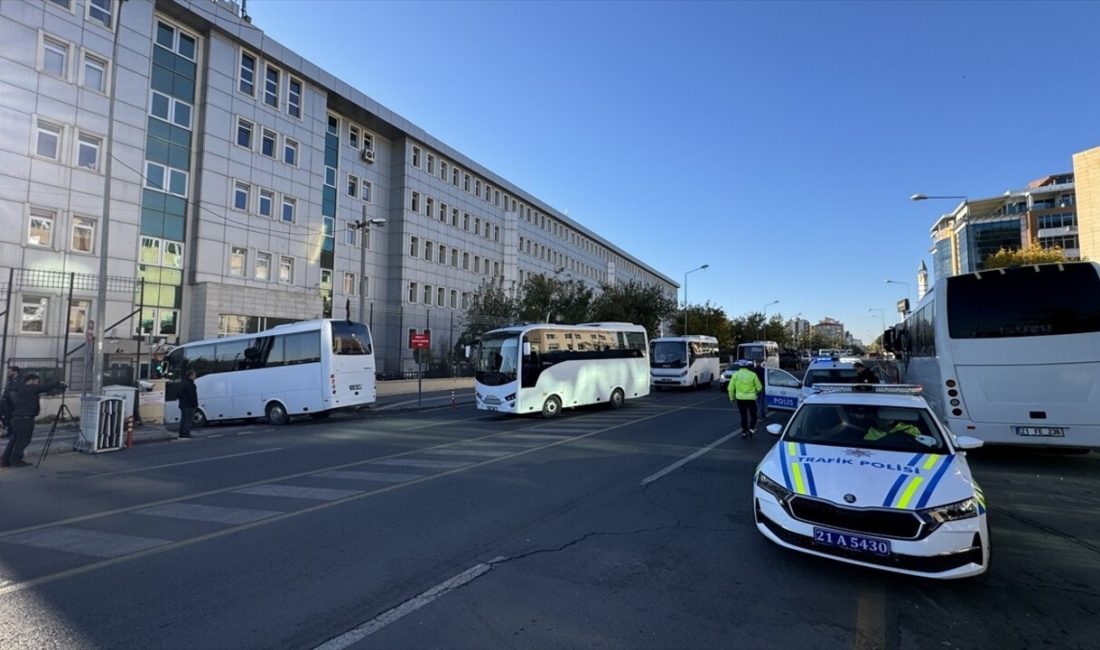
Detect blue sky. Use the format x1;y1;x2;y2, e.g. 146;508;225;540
250;0;1100;343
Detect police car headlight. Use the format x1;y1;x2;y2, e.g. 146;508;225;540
919;498;978;526
679;370;688;377
756;472;793;501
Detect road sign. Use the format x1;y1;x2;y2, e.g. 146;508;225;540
896;298;910;315
409;331;431;349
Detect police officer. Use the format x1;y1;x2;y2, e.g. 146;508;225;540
0;365;21;439
728;360;763;439
1;373;64;468
864;413;921;441
853;360;879;384
177;369;198;439
752;359;768;418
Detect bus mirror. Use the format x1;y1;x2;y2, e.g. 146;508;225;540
523;341;531;356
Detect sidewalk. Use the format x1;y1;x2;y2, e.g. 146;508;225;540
17;377;475;461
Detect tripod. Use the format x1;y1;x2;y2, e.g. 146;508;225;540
36;389;77;468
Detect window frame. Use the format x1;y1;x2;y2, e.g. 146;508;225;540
20;295;49;335
229;246;247;277
71;215;96;253
263;63;281;109
40;33;70;80
260;128;277;158
287;76;303;119
278;256;294;284
28;208;56;248
86;0;116;31
34;118;63;161
255;251;272;281
80;50;109;94
76;131;102;171
258;188;274;218
238;49;257;96
282;137;299;166
236;117;254;150
281;195;297;224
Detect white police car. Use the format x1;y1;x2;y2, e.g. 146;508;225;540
754;384;990;579
800;356;865;402
717;362;738;390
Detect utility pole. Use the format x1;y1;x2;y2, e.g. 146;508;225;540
353;208;385;323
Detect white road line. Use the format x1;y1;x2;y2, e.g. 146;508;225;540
1;527;171;558
420;448;513;458
314;470;424;483
641;432;739;485
135;503;283;525
233;485;362;501
314;557;505;650
372;458;472;469
91;448;285;477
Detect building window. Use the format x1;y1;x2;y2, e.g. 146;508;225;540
283;138;298;166
475;179;481;198
261;129;277;157
361;180;372;203
408;282;418;303
437;287;445;307
347;174;359;197
450;289;458;309
424;240;433;262
451;208;459;227
423;284;432;305
71;216;95;253
427;154;435;174
69;299;91;334
287;77;302;118
426;198;434;219
474;256;481;273
47;0;73;9
462;292;470;310
474;218;481;236
327;114;339;136
86;0;114;30
279;256;294;284
81;52;108;93
258;188;274;218
232;181;250;211
462;252;469;270
437;244;446;265
42;35;69;79
450;249;458;267
494;226;500;242
494;261;500;277
440;161;448;180
255;252;271;281
21;296;48;334
77;132;102;171
412;145;421;168
452;167;459;186
28;208;55;247
229;246;246;276
35;119;62;160
344;272;357;296
155;21;196;60
321;269;332;290
281;196;296;223
362;132;374;152
239;50;256;95
345;222;358;247
324;166;336;187
439;202;447;223
409;236;419;257
349;125;360;150
411;191;420;213
236;118;253;149
264;65;280;108
462;213;470;231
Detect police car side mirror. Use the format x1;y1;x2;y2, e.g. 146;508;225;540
766;423;783;436
955;435;983;450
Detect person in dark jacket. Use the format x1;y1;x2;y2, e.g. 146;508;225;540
1;373;64;468
752;359;768;419
0;365;21;439
177;370;198;439
853;361;880;384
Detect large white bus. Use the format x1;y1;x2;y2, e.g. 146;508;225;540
887;261;1100;448
163;319;377;426
738;340;779;368
650;335;720;389
472;322;650;417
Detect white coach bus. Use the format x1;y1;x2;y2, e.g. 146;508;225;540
888;261;1100;448
163;319;376;426
472;322;650;417
650;335;720;389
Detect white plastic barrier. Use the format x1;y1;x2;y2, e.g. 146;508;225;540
76;396;125;453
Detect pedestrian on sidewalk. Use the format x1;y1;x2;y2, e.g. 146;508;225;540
1;373;64;468
728;360;763;440
0;365;21;439
177;369;198;439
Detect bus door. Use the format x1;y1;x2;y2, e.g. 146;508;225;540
765;368;801;411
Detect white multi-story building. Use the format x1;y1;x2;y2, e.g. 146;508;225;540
0;0;675;381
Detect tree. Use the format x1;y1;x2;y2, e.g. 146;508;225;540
674;301;733;348
516;273;594;325
458;278;519;347
984;244;1065;269
589;280;678;338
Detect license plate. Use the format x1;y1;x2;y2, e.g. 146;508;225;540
813;528;891;556
486;406;498;412
349;384;362;391
1014;426;1065;437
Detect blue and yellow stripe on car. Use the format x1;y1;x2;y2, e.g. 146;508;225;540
973;480;986;514
781;442;818;497
882;454;952;509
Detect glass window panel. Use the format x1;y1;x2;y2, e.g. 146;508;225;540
72;216;95;252
145;162;165;190
178;33;196;60
150;62;173;94
78;134;100;170
36;121;61;159
159;310;178;335
88;0;112;28
21;297;47;333
156;22;175;49
29;210;54;246
239;52;255;94
168;169;187;196
138;264;163;284
43;38;67;77
173;100;192;129
140;237;162;264
83;54;106;92
163;241;184;268
160;268;182;285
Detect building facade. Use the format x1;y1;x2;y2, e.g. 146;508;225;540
0;0;676;382
812;318;844;346
927;174;1078;280
1072;146;1100;262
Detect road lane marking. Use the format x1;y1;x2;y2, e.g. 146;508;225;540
421;448;513;458
641;432;740;485
314;471;424;483
90;448;285;478
233;485;362;501
135;503;283;525
1;527;171;558
372;458;472;469
313;557;505;649
0;403;696;596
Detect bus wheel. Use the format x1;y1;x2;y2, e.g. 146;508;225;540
193;410;208;428
266;402;290;426
541;395;562;418
609;388;625;409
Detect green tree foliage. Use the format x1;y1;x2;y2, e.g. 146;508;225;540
674;301;733;348
589;280;678;338
516;273;595;325
458;278;519;347
984;244;1065;269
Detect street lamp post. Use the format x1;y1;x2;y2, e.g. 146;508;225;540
683;264;709;334
352;209;386;323
885;280;911;315
868;308;886;350
762;299;779;341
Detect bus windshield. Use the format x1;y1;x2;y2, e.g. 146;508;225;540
650;340;687;368
476;332;520;386
948;263;1100;338
739;344;765;362
331;321;372;355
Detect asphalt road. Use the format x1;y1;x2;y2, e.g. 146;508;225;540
0;386;1096;649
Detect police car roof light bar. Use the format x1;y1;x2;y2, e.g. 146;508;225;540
812;383;924;395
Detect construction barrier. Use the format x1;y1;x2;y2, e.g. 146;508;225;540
76;396;126;454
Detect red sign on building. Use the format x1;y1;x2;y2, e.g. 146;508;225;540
409;331;431;349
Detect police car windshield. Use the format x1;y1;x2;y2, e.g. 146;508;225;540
784;404;948;454
804;368;860;387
